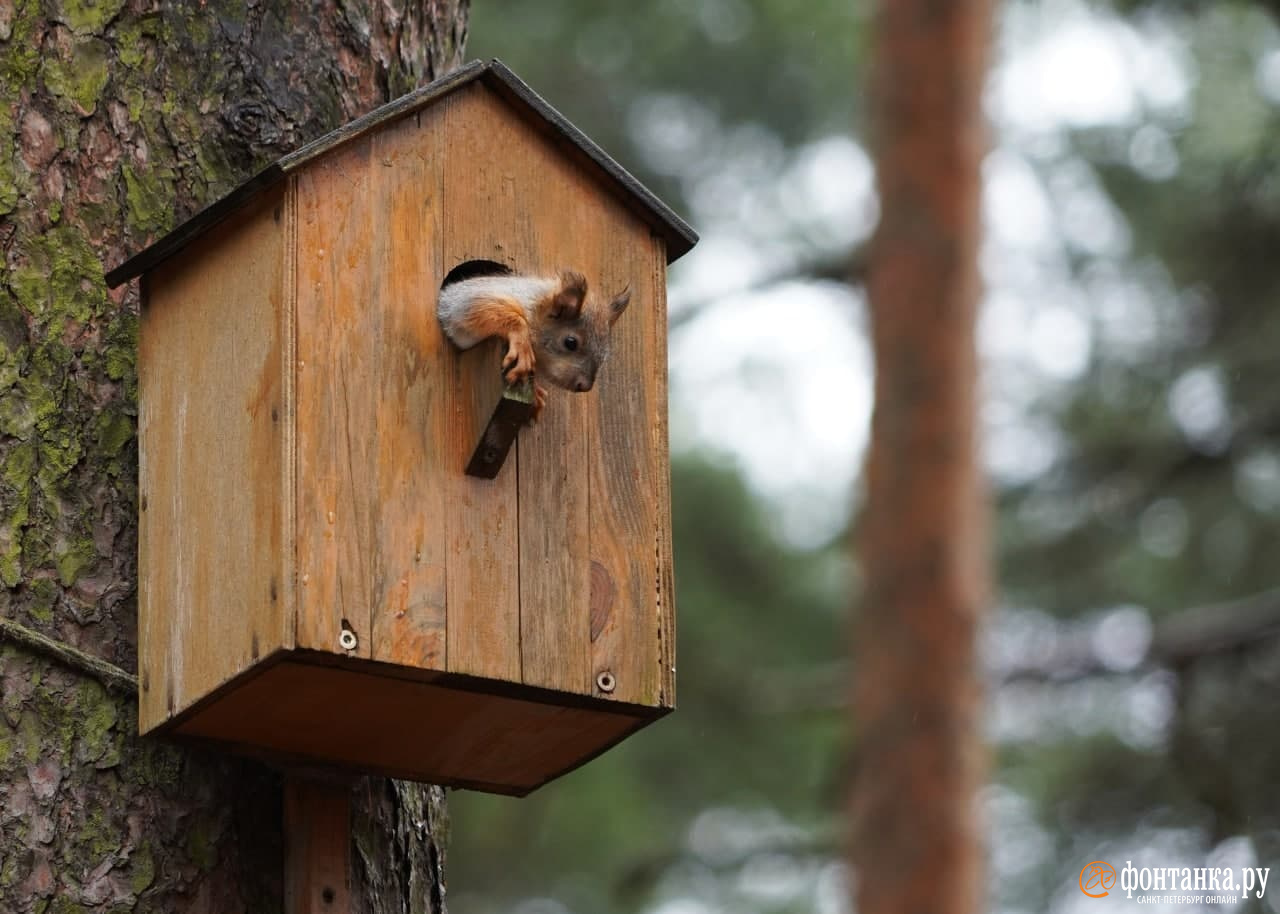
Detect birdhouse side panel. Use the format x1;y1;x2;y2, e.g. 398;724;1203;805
138;189;290;732
291;108;453;670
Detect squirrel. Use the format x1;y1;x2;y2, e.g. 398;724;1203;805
436;269;631;419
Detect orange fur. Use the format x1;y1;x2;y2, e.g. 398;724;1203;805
453;294;537;383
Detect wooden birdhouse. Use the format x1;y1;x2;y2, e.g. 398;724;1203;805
107;60;696;796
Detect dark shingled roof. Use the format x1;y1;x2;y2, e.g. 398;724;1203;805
105;59;698;288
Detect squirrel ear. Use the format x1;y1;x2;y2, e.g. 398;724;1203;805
608;285;631;326
548;271;587;320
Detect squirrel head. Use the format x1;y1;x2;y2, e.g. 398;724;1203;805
533;270;631;393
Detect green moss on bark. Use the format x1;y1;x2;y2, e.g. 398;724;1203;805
0;0;40;88
40;38;110;115
0;106;17;217
2;441;36;491
129;843;155;894
10;226;108;329
27;578;58;622
51;0;127;36
0;500;29;587
121;163;174;235
53;536;95;586
16;710;43;764
76;680;118;764
48;900;88;914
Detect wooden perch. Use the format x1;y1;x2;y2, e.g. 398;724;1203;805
465;377;536;478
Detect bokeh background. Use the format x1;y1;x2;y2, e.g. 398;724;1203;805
446;2;1280;912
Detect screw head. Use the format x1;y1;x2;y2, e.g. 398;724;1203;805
339;629;358;651
596;671;616;693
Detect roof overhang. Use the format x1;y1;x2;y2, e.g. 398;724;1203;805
106;59;697;288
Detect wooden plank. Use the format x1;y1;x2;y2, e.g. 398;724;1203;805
439;86;526;682
364;109;449;671
284;775;352;914
294;108;453;670
586;218;665;707
173;659;655;795
438;85;597;693
502;129;596;696
137;189;287;732
282;180;299;653
293;137;378;660
647;236;677;709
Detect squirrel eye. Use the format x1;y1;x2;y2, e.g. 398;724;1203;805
564;336;579;352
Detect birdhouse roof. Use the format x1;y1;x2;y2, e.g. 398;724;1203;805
105;59;698;288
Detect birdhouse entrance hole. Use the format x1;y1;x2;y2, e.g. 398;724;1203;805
441;258;513;287
440;258;542;479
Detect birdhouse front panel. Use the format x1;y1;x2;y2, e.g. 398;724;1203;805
289;80;674;709
120;60;692;794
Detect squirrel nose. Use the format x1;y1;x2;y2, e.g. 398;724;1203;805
574;377;592;392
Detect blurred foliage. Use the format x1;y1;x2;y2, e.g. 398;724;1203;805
447;1;1280;913
467;0;864;213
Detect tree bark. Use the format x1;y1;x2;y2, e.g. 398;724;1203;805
850;2;993;914
0;3;467;911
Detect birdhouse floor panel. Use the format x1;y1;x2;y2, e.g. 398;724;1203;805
164;651;665;795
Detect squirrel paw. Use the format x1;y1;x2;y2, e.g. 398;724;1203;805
502;337;536;385
528;384;548;425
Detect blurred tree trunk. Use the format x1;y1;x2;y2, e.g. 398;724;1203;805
850;2;993;913
0;3;467;911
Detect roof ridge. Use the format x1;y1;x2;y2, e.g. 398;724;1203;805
105;59;696;288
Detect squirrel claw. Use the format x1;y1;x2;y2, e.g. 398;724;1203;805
502;338;536;385
528;384;548;425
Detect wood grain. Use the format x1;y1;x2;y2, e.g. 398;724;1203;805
138;189;287;732
365;107;449;671
443;87;595;695
293;136;379;660
173;658;652;795
586;220;664;708
293;108;451;670
439;85;524;682
648;235;677;708
284;775;352;914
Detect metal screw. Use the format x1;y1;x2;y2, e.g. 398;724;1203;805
339;628;358;651
596;671;616;693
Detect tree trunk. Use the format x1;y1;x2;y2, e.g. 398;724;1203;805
850;2;993;913
0;3;467;911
